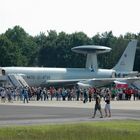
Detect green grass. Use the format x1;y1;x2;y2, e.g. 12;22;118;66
0;120;140;140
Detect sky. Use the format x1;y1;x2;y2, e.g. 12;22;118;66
0;0;140;37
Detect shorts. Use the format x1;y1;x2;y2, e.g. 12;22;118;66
105;104;110;110
95;104;101;111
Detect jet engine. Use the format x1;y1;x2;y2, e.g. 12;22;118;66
96;69;116;78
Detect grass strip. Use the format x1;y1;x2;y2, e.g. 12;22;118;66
0;120;140;140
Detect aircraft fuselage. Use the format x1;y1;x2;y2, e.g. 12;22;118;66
3;67;115;87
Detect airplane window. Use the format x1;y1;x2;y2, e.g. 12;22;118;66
27;75;35;79
2;70;5;75
46;75;50;80
43;76;46;79
27;76;30;79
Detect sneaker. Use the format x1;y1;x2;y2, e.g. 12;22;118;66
100;116;103;118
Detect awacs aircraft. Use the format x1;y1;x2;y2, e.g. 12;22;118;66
0;40;138;88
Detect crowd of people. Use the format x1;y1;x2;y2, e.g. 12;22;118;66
0;86;140;103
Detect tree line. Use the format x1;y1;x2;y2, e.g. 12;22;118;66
0;26;140;71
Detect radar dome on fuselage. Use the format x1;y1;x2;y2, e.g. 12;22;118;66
71;45;111;54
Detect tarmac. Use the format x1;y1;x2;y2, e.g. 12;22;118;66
0;100;140;126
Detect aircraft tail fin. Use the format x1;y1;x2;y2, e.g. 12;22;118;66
113;40;137;72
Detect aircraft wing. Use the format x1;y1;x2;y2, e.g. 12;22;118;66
45;77;140;87
41;79;87;86
77;77;140;88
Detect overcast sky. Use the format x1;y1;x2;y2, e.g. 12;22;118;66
0;0;140;37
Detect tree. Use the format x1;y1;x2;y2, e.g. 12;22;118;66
0;35;22;66
36;31;58;67
5;26;38;66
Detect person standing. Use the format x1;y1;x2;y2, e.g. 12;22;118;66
92;93;103;118
22;87;29;103
1;88;6;103
83;89;88;103
104;90;111;117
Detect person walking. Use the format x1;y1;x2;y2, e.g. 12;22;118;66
104;89;111;117
92;93;103;118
